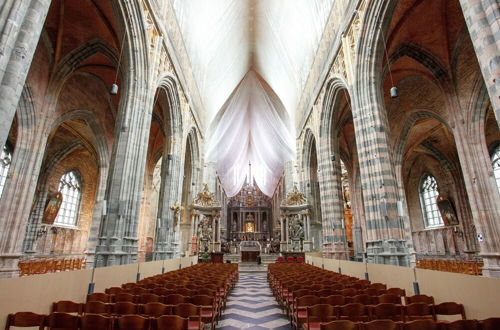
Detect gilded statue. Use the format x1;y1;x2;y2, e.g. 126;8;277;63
282;185;307;206
170;201;183;227
193;184;220;207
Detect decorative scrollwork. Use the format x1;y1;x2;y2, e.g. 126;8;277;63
193;184;220;207
281;186;307;206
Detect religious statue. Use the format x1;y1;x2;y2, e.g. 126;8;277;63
289;215;304;240
199;216;213;240
170;201;183;229
436;196;459;226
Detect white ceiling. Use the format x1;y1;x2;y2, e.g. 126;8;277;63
171;0;335;195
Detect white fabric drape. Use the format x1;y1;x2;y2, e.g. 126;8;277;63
172;0;334;196
206;72;294;197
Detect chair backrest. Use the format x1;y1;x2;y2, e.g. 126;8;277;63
138;293;161;304
5;312;45;329
321;295;346;306
80;313;113;330
351;294;373;305
369;283;387;291
52;301;82;314
116;315;150;330
84;301;110;314
378;294;402;304
87;292;111;303
363;319;398;330
296;295;321;308
142;302;170;317
156;315;188;330
340;288;358;297
339;303;367;321
306;304;337;323
45;312;79;329
105;287;124;295
386;288;406;297
444;320;480;330
402;319;437;330
405;294;435;305
172;303;200;319
165;294;188;305
370;303;404;321
319;320;358;330
114;293;135;303
434;302;466;319
190;294;214;307
405;303;434;320
480;318;500;330
113;301;138;315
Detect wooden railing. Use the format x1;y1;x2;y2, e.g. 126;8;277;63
416;258;483;276
18;257;86;276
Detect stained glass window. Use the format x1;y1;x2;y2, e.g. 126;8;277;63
54;170;81;226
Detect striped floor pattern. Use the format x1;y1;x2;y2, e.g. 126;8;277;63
218;273;291;330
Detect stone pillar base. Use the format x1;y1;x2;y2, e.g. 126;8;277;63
331;242;349;260
0;253;22;278
480;253;500;278
366;239;409;266
303;240;313;252
280;241;287;253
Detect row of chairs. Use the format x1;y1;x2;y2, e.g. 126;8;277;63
18;257;86;276
292;301;464;327
5;312;204;330
304;318;500;330
416;259;483;276
267;263;472;330
277;256;305;263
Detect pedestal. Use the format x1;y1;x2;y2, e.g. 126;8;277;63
303;240;313;252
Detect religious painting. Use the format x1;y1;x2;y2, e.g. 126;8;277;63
42;191;63;225
245;222;255;233
437;196;459;226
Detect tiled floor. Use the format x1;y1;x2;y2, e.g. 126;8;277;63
217;273;291;330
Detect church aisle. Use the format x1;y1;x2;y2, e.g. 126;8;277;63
218;272;291;330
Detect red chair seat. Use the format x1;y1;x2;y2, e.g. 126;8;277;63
188;320;204;330
303;322;321;330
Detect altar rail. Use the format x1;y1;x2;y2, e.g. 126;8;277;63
306;254;500;320
417;258;483;276
19;257;86;276
0;256;197;329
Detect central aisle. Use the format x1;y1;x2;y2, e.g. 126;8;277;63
218;272;291;330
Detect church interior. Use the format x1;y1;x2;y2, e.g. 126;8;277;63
0;0;500;329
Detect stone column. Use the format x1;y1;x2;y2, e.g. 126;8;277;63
0;0;51;149
459;0;500;123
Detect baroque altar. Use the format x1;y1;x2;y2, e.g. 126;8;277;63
190;184;222;254
280;186;312;252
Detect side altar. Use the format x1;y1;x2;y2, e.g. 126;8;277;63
280;186;313;252
189;185;222;254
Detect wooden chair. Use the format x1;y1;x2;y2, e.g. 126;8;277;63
171;303;203;330
190;295;218;329
164;294;189;305
116;315;150;330
363;319;398;330
319;320;358;330
137;293;161;304
321;295;346;306
156;315;189;330
443;320;480;330
434;302;466;320
303;304;337;330
480;318;500;330
51;301;83;315
45;312;79;329
83;301;111;315
113;293;135;303
5;312;45;329
370;303;404;321
404;294;435;305
80;313;113;330
292;295;321;329
113;302;139;316
401;319;437;330
142;302;171;317
106;287;124;295
87;293;111;303
377;294;402;305
405;303;435;321
350;294;375;305
386;288;406;297
338;303;369;322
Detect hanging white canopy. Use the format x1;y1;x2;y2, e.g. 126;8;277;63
171;0;334;196
206;71;294;196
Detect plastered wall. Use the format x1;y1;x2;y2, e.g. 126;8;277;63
0;256;197;328
306;255;500;319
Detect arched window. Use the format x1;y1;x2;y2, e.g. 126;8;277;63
492;145;500;195
54;170;81;226
0;145;13;198
419;174;443;228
